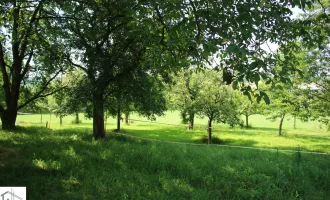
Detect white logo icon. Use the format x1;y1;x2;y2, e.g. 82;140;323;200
0;187;26;200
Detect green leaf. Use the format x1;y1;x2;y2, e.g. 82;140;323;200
232;80;239;90
260;91;270;105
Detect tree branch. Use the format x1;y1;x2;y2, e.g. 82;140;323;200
18;86;67;111
313;93;330;103
70;23;92;49
20;48;34;79
12;2;21;64
97;22;125;49
19;0;45;58
0;42;11;106
17;68;62;110
189;0;202;39
155;5;167;46
66;55;88;72
36;16;87;21
314;82;330;94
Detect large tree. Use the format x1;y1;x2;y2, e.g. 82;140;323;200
56;0;315;138
0;1;67;129
60;1;186;138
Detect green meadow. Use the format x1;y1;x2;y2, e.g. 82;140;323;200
0;112;329;199
16;112;330;153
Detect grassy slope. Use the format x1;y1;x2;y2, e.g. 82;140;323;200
16;112;330;153
0;127;329;199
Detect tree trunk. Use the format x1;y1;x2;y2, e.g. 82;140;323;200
60;115;63;126
40;112;43;123
245;114;249;128
117;107;121;132
49;112;52;129
93;95;105;139
294;115;296;129
279;114;285;136
208;118;212;144
75;112;79;124
189;112;195;130
0;110;17;130
125;112;129;124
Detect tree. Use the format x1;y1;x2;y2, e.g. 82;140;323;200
55;0;315;139
167;70;204;129
105;69;167;132
60;0;194;138
294;0;330;130
298;43;330;129
197;71;240;144
236;94;264;128
263;81;310;135
0;1;67;129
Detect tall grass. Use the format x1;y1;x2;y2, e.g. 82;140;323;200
0;127;329;199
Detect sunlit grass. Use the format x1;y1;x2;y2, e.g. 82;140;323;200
16;112;330;153
0;127;329;199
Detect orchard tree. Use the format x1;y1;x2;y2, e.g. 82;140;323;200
54;0;316;139
236;94;264;128
295;0;330;129
59;0;190;138
0;1;67;129
167;70;204;129
53;70;88;124
197;71;240;144
299;42;330;129
105;69;167;132
264;82;310;135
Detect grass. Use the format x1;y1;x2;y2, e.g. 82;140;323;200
0;127;330;199
15;112;330;153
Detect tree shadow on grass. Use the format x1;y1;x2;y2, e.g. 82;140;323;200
244;126;279;132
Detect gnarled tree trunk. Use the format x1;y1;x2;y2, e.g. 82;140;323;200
0;109;17;130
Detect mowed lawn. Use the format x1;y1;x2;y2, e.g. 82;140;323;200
16;111;330;153
0;127;330;199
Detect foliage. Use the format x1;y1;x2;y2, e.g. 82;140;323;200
299;42;330;129
166;70;204;127
0;1;68;128
197;71;241;125
236;94;265;127
105;68;167;121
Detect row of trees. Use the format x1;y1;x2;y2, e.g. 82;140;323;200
1;0;328;139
